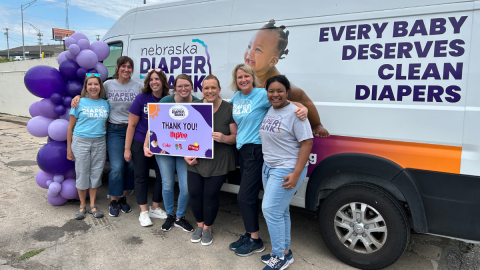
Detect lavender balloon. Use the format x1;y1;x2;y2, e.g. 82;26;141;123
29;101;41;117
65;51;76;60
24;65;66;98
48;189;59;197
38;98;58;118
65;80;83;97
36;170;54;189
37;141;75;175
46;180;53;187
49;181;62;194
65;37;77;48
68;44;81;55
48;119;69;141
53;175;65;183
57;51;67;65
71;33;89;43
48;194;68;206
63;96;73;107
77;39;90;50
94;62;108;81
60;179;77;199
27;116;54;137
76;50;98;69
89;41;110;61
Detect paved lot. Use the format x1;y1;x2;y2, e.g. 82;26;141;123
0;113;479;270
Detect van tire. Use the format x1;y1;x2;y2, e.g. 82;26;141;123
319;183;409;270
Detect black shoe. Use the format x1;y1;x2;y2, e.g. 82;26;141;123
118;197;131;213
109;200;120;217
174;216;194;232
161;215;175;232
229;233;250;250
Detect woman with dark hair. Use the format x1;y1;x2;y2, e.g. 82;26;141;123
154;74;199;232
244;19;329;138
71;56;142;218
258;75;313;270
125;68;170;227
184;75;237;246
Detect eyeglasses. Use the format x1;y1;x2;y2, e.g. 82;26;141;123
86;73;100;77
148;68;161;73
176;84;192;89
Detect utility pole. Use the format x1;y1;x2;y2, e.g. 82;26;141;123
96;35;100;41
4;28;9;59
144;0;146;4
65;0;69;30
21;0;37;60
25;22;42;58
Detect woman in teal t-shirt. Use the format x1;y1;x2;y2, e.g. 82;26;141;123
67;74;110;220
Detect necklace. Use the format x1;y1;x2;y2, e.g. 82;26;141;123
152;93;160;102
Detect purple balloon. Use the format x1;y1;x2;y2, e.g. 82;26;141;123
60;179;77;199
87;68;98;74
76;50;98;70
50;93;63;105
89;41;110;61
48;119;69;141
64;167;76;179
68;44;80;55
37;141;75;175
36;170;54;189
65;80;83;97
54;104;66;116
48;194;68;206
27;116;54;137
24;66;66;98
94;62;108;81
48;189;59;197
59;59;80;80
63;96;73;107
49;182;61;193
29;101;41;117
46;180;53;187
65;51;76;60
38;98;58;118
76;68;87;80
71;33;89;43
57;51;67;65
65;37;77;48
77;39;90;50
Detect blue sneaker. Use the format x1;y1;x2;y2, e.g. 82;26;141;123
263;255;289;270
234;238;265;257
261;250;294;264
229;233;251;250
109;200;120;217
118;197;131;213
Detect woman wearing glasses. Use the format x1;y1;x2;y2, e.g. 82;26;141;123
154;74;199;232
67;73;110;220
126;68;170;226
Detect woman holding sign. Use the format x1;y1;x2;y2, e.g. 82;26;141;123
155;74;199;233
126;69;169;227
228;64;308;257
184;75;237;246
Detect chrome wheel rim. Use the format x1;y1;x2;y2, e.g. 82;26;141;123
334;202;387;254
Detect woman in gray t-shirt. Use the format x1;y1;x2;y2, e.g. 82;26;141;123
259;75;313;268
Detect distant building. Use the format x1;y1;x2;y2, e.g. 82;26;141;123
0;44;65;59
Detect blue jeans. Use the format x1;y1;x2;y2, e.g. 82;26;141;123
107;123;134;197
261;163;307;258
155;155;189;217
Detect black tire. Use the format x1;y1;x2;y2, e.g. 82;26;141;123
319;182;409;270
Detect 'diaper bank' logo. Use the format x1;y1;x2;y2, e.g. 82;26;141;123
139;39;212;92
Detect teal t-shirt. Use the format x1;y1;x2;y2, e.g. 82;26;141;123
229;88;271;149
159;94;200;103
70;97;110;138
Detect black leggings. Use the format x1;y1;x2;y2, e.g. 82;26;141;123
187;170;226;226
131;140;163;205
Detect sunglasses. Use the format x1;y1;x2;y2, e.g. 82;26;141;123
148;68;161;73
86;73;100;77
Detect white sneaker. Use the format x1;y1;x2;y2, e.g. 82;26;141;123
139;211;153;227
149;206;167;219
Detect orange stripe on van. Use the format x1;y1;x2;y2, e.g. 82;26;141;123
310;135;461;174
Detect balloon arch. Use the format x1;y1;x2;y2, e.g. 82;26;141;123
25;33;110;206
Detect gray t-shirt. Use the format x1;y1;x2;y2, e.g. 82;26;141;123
104;79;143;124
259;103;313;168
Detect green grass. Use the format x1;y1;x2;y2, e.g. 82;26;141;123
18;249;44;261
0;59;11;63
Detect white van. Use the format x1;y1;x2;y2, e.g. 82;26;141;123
102;0;480;268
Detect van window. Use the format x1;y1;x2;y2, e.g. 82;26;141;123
103;42;123;79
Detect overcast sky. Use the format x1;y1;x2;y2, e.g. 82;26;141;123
0;0;177;51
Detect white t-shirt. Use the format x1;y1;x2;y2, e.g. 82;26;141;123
104;79;143;124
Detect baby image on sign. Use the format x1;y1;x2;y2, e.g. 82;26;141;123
148;103;214;159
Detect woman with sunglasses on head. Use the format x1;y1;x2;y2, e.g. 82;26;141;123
259;75;313;270
184;75;237;246
126;68;170;227
72;56;143;218
154;74;199;233
228;64;308;257
67;73;110;220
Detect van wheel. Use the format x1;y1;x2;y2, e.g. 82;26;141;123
319;183;409;270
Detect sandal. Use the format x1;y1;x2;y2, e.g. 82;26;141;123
75;206;87;220
88;205;104;218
